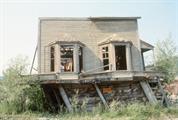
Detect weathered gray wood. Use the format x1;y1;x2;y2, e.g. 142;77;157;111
140;81;158;104
58;85;72;112
94;83;109;108
157;78;170;107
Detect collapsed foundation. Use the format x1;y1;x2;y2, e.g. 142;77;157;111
39;71;169;112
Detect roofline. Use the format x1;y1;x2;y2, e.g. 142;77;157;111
39;17;141;21
140;40;154;48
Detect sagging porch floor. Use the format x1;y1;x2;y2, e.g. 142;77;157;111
38;71;162;84
37;71;169;112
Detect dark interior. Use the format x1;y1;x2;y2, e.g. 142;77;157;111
115;45;127;70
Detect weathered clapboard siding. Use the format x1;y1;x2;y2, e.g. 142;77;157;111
38;18;143;74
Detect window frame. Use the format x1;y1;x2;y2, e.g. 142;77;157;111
101;45;110;71
50;46;55;72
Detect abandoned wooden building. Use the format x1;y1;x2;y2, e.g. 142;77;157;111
33;17;169;111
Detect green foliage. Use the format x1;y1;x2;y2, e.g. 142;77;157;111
22;79;45;112
0;101;178;119
0;56;45;114
154;36;178;83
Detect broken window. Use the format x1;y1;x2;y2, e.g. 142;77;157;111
50;46;55;72
60;45;74;72
102;46;109;70
115;45;127;70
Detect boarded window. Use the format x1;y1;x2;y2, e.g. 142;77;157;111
60;45;74;72
115;45;127;70
50;46;55;72
102;46;109;70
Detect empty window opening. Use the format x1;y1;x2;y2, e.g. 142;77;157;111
60;45;74;72
115;45;127;70
102;46;109;70
50;46;55;72
79;47;83;72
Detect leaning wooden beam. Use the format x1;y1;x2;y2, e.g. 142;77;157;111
58;85;72;112
30;45;37;74
140;81;158;104
94;83;109;108
52;88;61;108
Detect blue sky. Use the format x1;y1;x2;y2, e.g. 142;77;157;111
0;0;178;75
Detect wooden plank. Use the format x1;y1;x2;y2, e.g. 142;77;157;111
140;81;158;104
94;83;109;108
58;85;72;112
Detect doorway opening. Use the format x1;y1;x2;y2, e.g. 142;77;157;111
60;45;74;72
115;45;127;70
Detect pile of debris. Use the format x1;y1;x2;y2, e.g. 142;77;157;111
165;79;178;106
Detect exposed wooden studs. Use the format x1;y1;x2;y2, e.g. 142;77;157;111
140;81;158;104
94;83;109;108
58;85;73;112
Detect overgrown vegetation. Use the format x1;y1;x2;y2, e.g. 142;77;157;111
154;36;178;83
0;56;45;114
0;102;178;120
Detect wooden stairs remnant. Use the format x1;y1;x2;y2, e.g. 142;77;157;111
148;77;170;107
140;77;170;107
140;81;158;104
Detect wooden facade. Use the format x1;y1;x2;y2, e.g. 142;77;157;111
35;17;169;111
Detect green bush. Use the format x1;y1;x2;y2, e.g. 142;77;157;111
154;36;178;83
0;56;45;114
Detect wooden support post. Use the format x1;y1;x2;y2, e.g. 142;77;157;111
140;81;158;104
110;43;116;71
94;83;109;108
126;44;132;71
58;85;72;112
74;44;79;73
55;44;61;73
52;88;61;108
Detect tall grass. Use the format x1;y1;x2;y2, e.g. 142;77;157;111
0;100;178;120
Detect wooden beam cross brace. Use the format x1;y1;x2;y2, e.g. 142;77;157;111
58;85;73;112
94;83;109;108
